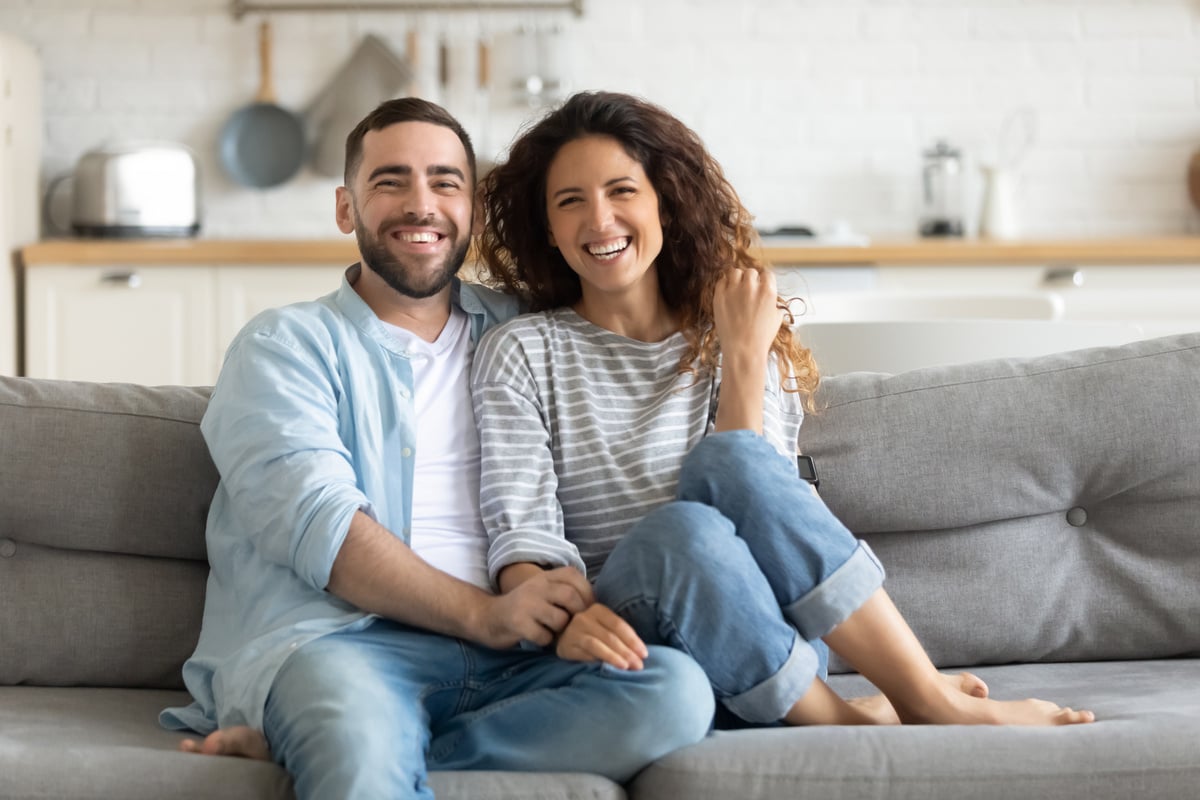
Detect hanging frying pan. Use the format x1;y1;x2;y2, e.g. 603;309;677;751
219;20;307;188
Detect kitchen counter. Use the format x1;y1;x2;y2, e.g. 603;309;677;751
21;236;1200;267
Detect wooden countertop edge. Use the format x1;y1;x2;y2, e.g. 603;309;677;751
20;236;1200;267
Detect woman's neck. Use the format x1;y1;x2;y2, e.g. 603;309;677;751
572;290;678;343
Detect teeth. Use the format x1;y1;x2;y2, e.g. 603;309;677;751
587;238;629;257
400;231;439;243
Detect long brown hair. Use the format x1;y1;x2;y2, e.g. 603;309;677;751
479;90;818;400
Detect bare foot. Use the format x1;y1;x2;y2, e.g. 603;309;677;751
179;726;271;760
847;671;989;725
897;689;1095;726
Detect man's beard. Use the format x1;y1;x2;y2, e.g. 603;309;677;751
354;209;471;299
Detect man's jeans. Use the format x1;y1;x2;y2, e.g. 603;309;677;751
595;429;885;724
263;620;713;800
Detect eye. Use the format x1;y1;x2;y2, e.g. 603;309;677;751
612;185;636;196
555;195;582;209
433;179;462;192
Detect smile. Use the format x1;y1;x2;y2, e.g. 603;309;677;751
586;237;630;261
395;231;443;244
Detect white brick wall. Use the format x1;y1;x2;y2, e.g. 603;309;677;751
2;0;1199;239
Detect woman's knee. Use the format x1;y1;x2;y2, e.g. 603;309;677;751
620;501;735;563
678;430;784;499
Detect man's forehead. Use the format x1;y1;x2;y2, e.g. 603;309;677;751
361;121;470;172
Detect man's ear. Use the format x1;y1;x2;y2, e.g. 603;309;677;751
335;187;355;234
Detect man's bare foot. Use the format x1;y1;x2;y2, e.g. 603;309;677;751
179;726;271;760
896;688;1095;726
847;671;989;725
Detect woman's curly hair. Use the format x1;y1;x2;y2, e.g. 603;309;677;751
478;90;819;402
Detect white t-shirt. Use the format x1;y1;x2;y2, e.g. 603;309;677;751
382;308;491;590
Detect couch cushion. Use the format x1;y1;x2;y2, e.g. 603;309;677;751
0;378;216;688
798;332;1200;669
0;688;626;800
632;659;1200;800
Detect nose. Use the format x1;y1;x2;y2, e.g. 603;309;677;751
401;182;435;221
587;197;614;231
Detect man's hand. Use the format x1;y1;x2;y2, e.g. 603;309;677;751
556;603;649;671
477;566;594;650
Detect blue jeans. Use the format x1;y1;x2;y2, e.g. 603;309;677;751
262;619;713;800
594;429;885;724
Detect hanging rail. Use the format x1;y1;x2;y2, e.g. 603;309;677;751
231;0;584;18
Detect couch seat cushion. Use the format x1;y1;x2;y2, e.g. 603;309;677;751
631;659;1200;800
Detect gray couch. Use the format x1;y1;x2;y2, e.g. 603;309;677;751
2;332;1198;800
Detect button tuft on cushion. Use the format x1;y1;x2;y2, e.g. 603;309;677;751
0;539;16;557
1066;507;1088;527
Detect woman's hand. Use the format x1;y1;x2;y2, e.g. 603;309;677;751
713;267;784;368
712;268;784;433
555;603;649;670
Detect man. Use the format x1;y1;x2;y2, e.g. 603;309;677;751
160;98;712;799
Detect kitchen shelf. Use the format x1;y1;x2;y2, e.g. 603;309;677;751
22;236;1200;268
231;0;585;19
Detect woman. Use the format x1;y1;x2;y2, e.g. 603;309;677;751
473;90;1093;727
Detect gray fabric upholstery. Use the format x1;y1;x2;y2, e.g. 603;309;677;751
798;332;1200;671
632;660;1200;800
0;379;215;689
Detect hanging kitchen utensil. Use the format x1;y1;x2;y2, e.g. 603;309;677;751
219;20;307;188
305;34;412;179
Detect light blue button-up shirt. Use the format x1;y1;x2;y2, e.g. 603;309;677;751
160;265;518;734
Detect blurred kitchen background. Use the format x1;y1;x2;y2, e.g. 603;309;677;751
5;0;1200;385
4;0;1200;239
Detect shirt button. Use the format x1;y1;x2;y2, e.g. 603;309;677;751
398;388;411;399
402;447;412;457
0;539;16;558
289;641;299;650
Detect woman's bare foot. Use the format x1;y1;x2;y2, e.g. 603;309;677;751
895;687;1095;726
846;671;989;725
179;726;271;760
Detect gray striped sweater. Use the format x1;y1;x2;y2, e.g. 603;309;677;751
470;308;804;583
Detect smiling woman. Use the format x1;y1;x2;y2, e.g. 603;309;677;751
471;90;1095;732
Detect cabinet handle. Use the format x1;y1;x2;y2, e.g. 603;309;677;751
100;271;142;288
1043;266;1084;288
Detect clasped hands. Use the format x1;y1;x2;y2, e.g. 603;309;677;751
488;565;648;671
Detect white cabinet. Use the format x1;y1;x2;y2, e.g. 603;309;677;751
25;264;346;385
0;33;41;376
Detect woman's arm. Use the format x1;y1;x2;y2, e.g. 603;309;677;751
712;268;786;434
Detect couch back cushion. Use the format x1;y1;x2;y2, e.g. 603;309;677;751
0;377;215;689
799;332;1200;671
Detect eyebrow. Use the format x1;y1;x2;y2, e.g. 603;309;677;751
367;164;467;182
551;176;635;199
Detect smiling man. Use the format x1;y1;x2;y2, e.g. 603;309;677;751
159;98;712;800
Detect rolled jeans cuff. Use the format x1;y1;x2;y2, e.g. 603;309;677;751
783;541;885;641
722;632;818;724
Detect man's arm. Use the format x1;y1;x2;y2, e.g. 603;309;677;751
328;511;593;649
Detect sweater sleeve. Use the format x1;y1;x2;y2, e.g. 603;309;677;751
470;321;586;587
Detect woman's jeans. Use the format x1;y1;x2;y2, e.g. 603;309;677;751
594;429;885;724
262;620;713;800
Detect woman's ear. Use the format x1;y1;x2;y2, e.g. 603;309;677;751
548;227;557;248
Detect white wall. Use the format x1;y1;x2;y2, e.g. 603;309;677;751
3;0;1199;239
